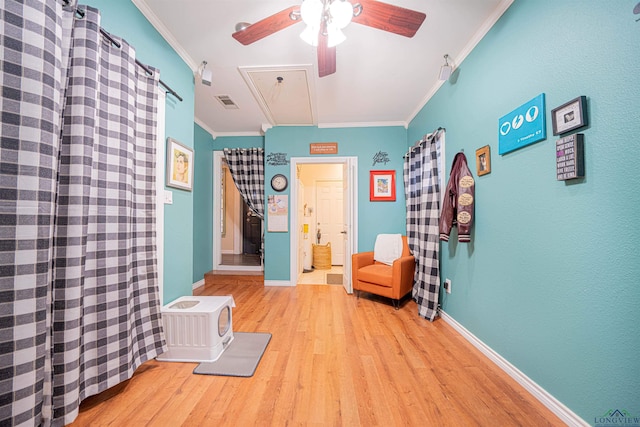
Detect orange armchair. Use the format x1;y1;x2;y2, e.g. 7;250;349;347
351;236;415;309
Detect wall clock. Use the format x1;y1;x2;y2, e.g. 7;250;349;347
270;174;288;192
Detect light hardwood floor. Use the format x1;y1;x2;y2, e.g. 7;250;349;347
69;280;564;426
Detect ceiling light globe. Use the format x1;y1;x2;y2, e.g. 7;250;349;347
327;26;346;47
329;0;353;29
301;0;323;27
300;25;319;46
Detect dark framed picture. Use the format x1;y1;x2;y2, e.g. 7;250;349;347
166;137;193;191
475;145;491;176
551;96;588;135
370;170;396;201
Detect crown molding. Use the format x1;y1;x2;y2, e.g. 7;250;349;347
318;121;407;129
131;0;198;71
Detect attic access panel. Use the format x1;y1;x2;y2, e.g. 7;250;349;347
239;66;317;126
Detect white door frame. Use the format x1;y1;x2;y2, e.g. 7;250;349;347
155;90;165;302
213;151;263;272
289;156;357;292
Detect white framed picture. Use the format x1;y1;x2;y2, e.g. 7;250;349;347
166;137;193;191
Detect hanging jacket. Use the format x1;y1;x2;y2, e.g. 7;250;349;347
439;152;475;242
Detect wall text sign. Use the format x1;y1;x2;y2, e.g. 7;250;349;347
556;134;584;180
310;142;338;155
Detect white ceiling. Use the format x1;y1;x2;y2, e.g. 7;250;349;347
133;0;513;136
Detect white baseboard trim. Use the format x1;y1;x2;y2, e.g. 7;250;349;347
192;279;205;291
264;280;294;287
438;310;588;427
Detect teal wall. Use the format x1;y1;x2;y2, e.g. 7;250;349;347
264;126;407;281
193;124;214;282
85;0;195;304
408;0;640;422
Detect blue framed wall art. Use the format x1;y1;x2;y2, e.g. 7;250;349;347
498;93;546;154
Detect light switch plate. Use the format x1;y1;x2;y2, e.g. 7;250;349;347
164;190;173;205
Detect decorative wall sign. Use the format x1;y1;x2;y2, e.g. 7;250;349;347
372;151;390;166
370;170;396;201
310;142;338;155
556;134;584;180
475;145;491;176
166;137;193;191
498;93;546;155
551;96;588;136
267;195;288;232
266;152;289;166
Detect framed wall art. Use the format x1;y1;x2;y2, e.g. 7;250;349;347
551;96;588;135
166;137;193;191
370;170;396;201
498;93;546;155
475;145;491;176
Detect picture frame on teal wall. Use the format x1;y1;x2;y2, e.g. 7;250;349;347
166;137;193;191
475;145;491;176
551;96;588;136
370;170;396;201
498;93;546;155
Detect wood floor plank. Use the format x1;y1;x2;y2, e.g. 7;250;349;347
68;282;565;426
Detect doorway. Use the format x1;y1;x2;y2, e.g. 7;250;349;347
213;151;263;272
289;157;358;293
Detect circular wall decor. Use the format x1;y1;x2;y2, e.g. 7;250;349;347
271;173;288;192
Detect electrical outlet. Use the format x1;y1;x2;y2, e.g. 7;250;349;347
444;279;452;294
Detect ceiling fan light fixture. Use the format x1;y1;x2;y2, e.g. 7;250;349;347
329;0;354;29
327;26;346;48
300;0;323;27
300;25;319;46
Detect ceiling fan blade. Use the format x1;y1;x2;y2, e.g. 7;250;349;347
352;0;426;38
317;33;336;77
232;6;301;45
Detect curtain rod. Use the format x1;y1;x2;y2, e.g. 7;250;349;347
98;28;183;102
66;2;183;102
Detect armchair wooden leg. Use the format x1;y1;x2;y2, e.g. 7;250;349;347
356;290;360;299
392;299;400;310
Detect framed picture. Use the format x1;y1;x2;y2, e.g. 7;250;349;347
166;137;193;191
475;145;491;176
370;170;396;201
551;96;588;135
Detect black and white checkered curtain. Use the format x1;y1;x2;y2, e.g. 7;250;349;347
404;131;442;321
0;3;166;425
223;148;265;219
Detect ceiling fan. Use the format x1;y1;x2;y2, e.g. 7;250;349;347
232;0;426;77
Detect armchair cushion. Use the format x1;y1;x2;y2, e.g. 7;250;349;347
358;263;394;288
373;233;403;265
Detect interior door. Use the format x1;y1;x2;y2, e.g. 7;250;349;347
242;201;262;255
316;180;344;265
297;180;305;276
342;162;353;293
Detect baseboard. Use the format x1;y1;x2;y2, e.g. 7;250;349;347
264;280;294;287
438;310;588;427
192;279;205;290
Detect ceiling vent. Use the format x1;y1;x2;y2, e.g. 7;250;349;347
215;95;239;109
